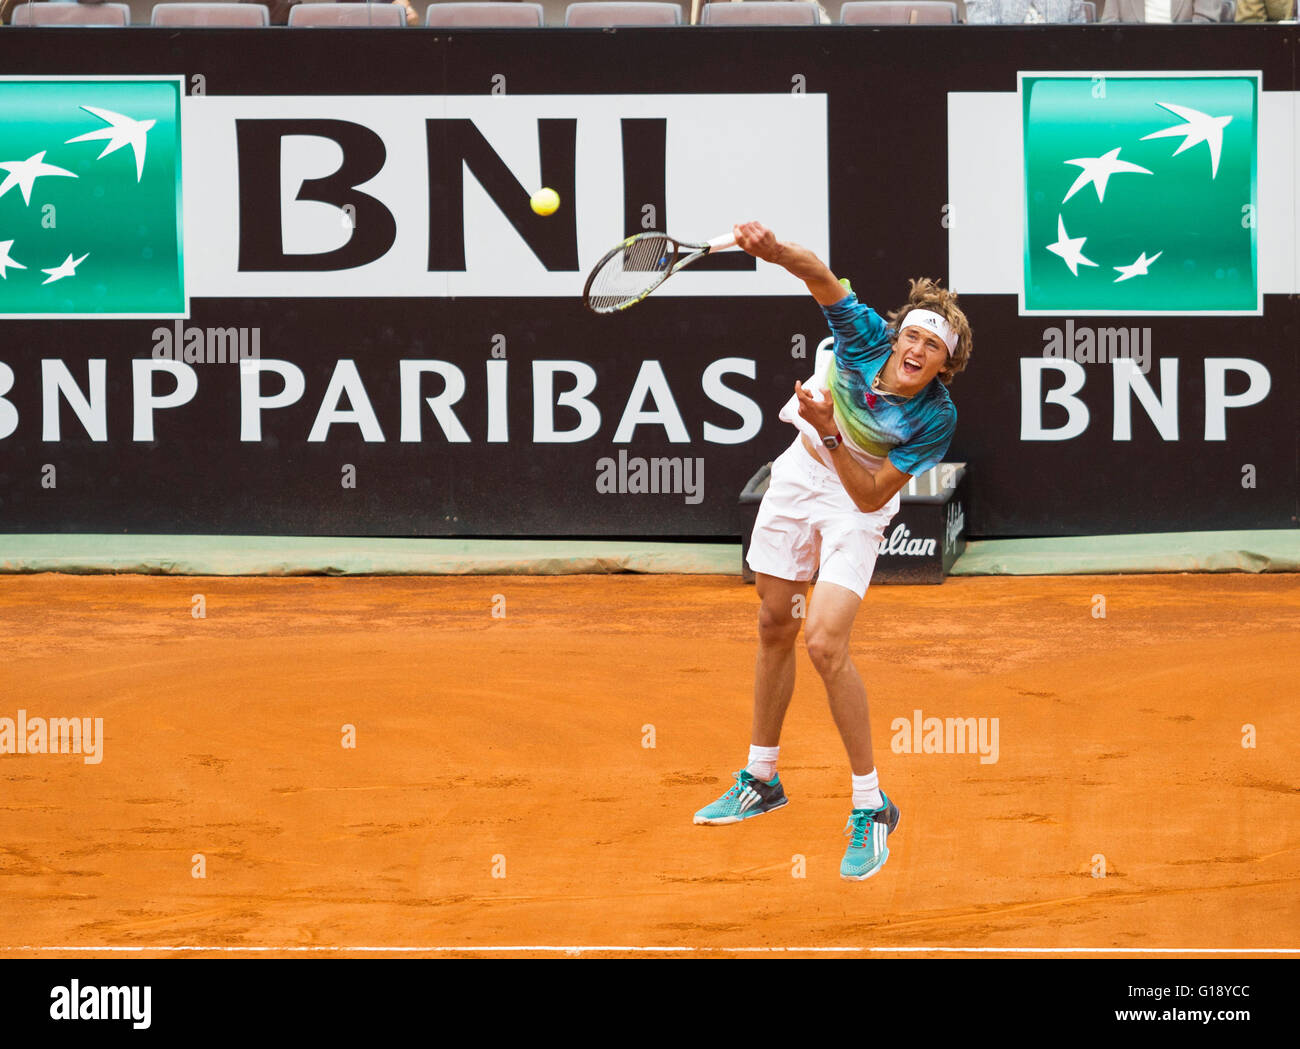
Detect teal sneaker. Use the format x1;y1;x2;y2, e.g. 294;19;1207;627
693;770;789;825
840;794;900;880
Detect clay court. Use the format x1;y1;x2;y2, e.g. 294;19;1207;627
0;571;1295;958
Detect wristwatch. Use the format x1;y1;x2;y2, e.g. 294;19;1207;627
822;431;842;451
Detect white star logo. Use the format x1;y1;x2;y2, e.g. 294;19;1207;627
1062;147;1153;204
1113;250;1163;283
41;252;89;285
0;151;79;206
1141;102;1233;180
1044;215;1098;277
0;239;26;279
65;106;156;183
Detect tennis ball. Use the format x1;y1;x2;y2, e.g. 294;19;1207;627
530;187;560;217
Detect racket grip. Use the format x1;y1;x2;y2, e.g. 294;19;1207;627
707;232;738;253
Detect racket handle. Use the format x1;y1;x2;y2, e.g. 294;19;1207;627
707;232;738;253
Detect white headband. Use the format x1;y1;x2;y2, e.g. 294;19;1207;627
899;309;957;356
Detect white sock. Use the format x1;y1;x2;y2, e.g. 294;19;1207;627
746;744;780;783
852;769;883;810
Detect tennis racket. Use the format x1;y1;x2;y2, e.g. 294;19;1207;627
582;231;738;314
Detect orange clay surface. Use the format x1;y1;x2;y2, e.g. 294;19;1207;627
0;572;1296;959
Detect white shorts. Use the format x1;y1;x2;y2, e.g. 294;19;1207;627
745;438;901;599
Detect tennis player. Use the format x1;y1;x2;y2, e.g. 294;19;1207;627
693;221;973;881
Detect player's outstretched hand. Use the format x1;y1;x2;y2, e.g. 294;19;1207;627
733;221;781;263
795;380;835;436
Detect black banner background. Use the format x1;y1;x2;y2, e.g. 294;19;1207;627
0;27;1294;538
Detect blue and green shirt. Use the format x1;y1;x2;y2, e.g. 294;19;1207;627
820;292;957;477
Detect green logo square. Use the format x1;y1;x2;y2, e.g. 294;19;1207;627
0;77;185;318
1020;72;1259;316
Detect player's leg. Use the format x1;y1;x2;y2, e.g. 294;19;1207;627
695;439;816;826
810;512;902;879
803;579;872;775
751;571;810;754
692;572;807;826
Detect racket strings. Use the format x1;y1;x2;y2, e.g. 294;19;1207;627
586;235;675;312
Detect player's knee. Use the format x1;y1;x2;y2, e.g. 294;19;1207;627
757;603;801;649
805;631;848;678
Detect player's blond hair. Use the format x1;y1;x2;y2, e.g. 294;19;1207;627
885;278;973;386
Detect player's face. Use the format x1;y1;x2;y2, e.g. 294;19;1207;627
890;326;948;394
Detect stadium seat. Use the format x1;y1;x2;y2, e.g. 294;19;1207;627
840;1;958;21
151;2;271;24
11;1;131;23
564;2;682;24
700;1;819;23
425;1;543;23
289;2;405;24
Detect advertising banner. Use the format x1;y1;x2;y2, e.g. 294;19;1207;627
0;29;1294;537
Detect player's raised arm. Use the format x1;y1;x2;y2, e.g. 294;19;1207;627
733;221;848;307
